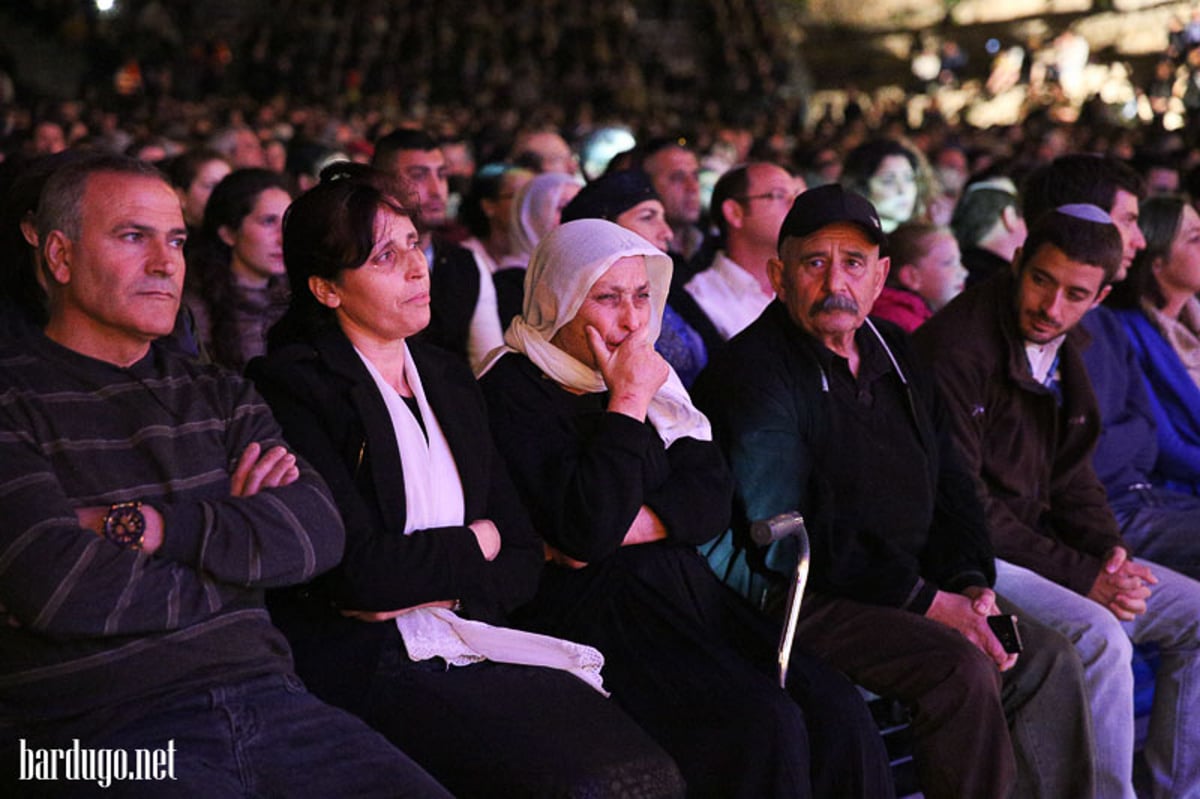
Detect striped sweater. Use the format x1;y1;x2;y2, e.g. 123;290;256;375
0;334;345;731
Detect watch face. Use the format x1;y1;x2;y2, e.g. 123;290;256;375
104;502;146;549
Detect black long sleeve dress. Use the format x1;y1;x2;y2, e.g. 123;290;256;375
480;352;893;799
249;328;685;799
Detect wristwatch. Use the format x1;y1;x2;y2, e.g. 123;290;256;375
102;501;146;550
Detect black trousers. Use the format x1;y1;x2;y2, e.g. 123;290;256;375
364;631;686;799
518;545;894;799
794;594;1094;799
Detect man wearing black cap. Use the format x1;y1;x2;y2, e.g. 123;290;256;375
693;184;1094;799
915;205;1200;799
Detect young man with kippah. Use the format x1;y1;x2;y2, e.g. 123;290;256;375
916;204;1200;799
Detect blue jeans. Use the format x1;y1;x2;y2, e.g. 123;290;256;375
1111;486;1200;581
996;558;1200;799
7;672;450;798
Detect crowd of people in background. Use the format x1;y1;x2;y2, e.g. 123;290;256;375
9;3;1200;798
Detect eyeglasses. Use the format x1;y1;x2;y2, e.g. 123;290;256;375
736;189;797;204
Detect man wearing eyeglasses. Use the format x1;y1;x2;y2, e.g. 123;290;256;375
681;163;803;350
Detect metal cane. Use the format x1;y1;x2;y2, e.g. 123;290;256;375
750;511;810;689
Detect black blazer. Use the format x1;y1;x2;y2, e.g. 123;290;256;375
247;326;541;711
413;238;480;362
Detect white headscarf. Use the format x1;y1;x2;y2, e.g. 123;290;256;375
479;218;711;447
503;172;585;267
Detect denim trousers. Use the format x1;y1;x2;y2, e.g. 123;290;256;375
996;558;1200;799
5;672;450;798
1111;485;1200;582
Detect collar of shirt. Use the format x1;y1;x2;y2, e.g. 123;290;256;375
684;250;774;340
1024;335;1065;384
804;322;895;391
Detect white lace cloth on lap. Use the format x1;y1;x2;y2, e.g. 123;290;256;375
396;606;609;696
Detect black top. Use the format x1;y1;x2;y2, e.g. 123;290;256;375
414;237;481;362
692;302;994;613
480;353;733;563
807;325;941;610
668;280;725;360
493;266;526;332
961;245;1010;289
247;329;541;711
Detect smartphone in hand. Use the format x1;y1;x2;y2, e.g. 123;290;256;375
987;614;1023;654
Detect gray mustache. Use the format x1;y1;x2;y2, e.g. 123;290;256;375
811;294;859;315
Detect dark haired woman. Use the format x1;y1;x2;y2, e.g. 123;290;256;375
247;175;684;798
459;162;533;278
165;147;231;235
184;168;291;370
1104;196;1200;578
1114;196;1200;519
841;138;923;233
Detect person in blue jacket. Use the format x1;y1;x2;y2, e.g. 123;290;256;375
1102;195;1200;580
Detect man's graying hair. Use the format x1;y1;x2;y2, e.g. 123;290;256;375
36;153;166;245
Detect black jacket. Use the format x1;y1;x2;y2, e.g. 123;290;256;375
247;327;541;711
414;238;480;362
693;301;994;614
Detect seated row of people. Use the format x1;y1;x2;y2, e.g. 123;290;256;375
893;154;1200;799
247;174;688;797
0;153;892;798
692;184;1095;799
879;154;1200;799
1113;195;1200;502
5;149;1200;798
0;155;449;798
915;202;1200;799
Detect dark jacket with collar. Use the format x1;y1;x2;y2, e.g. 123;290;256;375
914;271;1125;595
961;245;1011;289
413;238;480;362
246;325;541;712
692;300;993;615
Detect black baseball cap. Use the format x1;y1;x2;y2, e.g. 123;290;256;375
777;183;887;252
561;169;659;223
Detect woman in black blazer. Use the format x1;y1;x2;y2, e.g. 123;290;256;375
248;170;682;798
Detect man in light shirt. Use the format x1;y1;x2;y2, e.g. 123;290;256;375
681;163;802;351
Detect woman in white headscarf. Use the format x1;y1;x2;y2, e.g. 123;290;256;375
478;219;892;799
249;178;685;798
493;171;583;327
